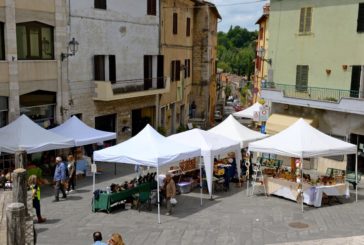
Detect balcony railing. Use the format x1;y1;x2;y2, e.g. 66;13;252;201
262;82;364;102
112;77;166;94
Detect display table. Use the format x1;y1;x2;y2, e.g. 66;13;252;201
92;181;157;213
265;177;349;207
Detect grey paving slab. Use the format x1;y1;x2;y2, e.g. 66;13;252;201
25;162;364;245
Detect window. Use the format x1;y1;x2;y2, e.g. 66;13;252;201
171;60;180;81
358;3;364;32
173;13;178;35
184;59;190;78
0;96;8;127
147;0;156;16
0;23;4;60
95;0;106;9
94;55;116;82
16;22;54;60
144;55;153;90
295;65;309;92
186;17;191;37
299;7;312;33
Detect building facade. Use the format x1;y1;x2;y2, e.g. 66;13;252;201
191;1;220;128
253;3;270;103
67;0;168;140
0;0;68;128
262;0;364;170
159;0;194;134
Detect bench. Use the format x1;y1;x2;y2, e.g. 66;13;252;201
326;168;361;189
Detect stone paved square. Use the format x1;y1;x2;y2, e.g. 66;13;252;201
33;162;364;245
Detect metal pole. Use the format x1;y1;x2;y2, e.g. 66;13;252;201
356;153;358;202
157;165;161;224
301;157;304;213
199;157;203;206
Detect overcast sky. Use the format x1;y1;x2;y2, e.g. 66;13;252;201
209;0;268;33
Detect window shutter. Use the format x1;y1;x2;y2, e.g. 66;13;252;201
152;0;156;15
358;3;364;32
176;60;181;81
95;0;106;10
109;55;116;83
157;55;164;88
186;18;191;37
94;55;105;81
173;13;178;34
305;7;312;32
296;65;308;91
299;8;305;33
187;59;191;77
171;61;175;81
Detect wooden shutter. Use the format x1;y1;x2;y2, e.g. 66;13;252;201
94;55;105;81
171;61;175;81
186;18;191;37
147;0;156;16
184;59;188;78
296;65;308;91
144;55;152;90
187;59;191;77
173;13;178;35
109;55;116;83
350;66;361;97
305;7;312;32
176;60;181;81
299;8;305;33
95;0;106;9
358;3;364;32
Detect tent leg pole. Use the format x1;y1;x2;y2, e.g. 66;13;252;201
301;157;304;213
200;157;203;207
356;153;358;203
157;166;161;224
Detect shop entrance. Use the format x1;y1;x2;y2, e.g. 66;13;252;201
20;90;56;128
132;107;155;136
95;113;116;147
348;133;364;173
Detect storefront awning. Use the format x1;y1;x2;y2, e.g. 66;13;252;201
266;114;318;135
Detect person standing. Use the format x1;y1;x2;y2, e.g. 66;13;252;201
164;173;176;216
28;175;46;223
92;231;107;245
67;154;76;193
53;156;67;201
107;233;125;245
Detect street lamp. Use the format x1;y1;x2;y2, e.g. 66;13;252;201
61;37;79;61
256;47;272;66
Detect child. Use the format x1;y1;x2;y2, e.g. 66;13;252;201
28;175;46;223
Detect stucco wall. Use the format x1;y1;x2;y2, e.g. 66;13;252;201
270;0;364;90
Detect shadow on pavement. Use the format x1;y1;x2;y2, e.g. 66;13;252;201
35;227;48;233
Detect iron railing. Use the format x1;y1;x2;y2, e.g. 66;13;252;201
112;77;166;94
262;82;364;102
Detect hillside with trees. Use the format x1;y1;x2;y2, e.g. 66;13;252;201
217;26;257;77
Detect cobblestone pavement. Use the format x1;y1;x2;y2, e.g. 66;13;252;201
33;163;364;245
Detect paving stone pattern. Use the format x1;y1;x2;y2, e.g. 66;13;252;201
32;163;364;245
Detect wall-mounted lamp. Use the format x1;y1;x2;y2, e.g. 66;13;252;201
61;37;79;61
256;47;272;66
326;69;332;75
342;65;348;71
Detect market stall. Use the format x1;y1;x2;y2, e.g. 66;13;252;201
232;102;263;119
0;115;74;154
49;116;116;146
93;124;200;223
168;128;241;198
248;118;357;211
209;115;268;148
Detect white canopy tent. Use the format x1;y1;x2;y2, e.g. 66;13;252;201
209;115;268;148
233;102;262;119
49;116;116;146
168;129;241;198
93;124;200;223
248;118;358;210
0;115;74;154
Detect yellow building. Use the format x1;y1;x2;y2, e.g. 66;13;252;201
253;3;270;103
159;0;195;134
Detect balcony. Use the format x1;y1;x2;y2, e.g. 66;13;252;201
18;60;57;82
93;77;170;101
261;82;364;115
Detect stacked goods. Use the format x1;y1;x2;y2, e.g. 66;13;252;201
179;159;197;172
